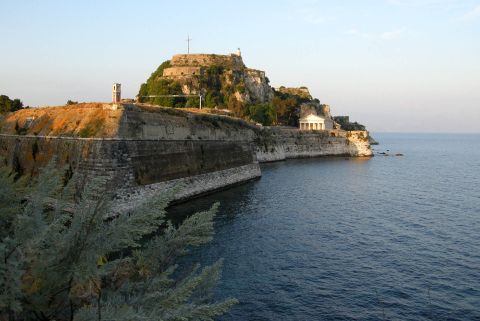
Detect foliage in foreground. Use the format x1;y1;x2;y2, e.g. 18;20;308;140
0;162;237;320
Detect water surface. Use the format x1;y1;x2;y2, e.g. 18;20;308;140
170;133;480;320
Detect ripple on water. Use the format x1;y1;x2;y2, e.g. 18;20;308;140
170;134;480;321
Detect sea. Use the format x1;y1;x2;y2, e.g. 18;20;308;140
169;133;480;321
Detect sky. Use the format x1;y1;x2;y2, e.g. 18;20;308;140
1;0;479;133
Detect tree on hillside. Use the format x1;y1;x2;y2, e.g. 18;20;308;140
0;95;23;114
270;89;311;127
246;103;276;126
272;96;298;126
227;96;245;117
0;161;237;320
66;100;78;105
138;60;187;107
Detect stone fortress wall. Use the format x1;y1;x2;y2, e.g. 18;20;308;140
255;127;372;162
163;53;245;79
170;54;245;69
163;66;202;78
0;104;372;211
161;53;274;104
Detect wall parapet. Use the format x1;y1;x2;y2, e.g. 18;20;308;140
170;54;245;69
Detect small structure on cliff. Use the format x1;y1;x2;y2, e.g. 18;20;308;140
299;102;334;130
112;83;121;103
299;113;326;130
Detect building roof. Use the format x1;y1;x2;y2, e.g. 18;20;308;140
299;113;326;122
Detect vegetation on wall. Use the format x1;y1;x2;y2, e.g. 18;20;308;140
333;116;366;131
245;103;276;126
138;61;187;107
201;65;227;108
14;121;28;135
138;60;250;112
78;118;105;138
0;161;237;320
0;95;24;114
270;89;312;127
137;61;341;128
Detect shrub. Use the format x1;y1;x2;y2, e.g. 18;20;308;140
0;161;237;320
78;118;105;137
246;103;276;126
0;95;23;114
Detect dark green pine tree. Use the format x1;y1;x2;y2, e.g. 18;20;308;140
0;161;237;320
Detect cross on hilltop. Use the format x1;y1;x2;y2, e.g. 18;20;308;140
186;35;192;54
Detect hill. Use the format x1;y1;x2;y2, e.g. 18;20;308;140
138;53;273;114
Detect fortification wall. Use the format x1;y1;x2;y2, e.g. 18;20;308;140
276;87;312;100
255;127;372;162
0;135;128;185
118;104;258;141
163;66;202;78
0;104;372;208
170;54;244;69
0;134;260;210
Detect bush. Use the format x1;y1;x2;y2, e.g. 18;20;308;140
0;161;237;320
138;60;185;107
246;103;276;126
14;121;28;135
0;95;23;114
78;118;105;137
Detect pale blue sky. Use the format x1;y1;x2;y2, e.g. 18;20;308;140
1;0;479;132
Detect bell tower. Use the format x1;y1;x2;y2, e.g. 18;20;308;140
112;83;121;103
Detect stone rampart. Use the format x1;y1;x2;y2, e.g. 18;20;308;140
118;104;258;141
0;134;261;209
170;54;244;69
0;104;372;208
163;66;202;78
255;127;372;162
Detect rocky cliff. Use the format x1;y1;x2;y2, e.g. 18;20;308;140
255;127;372;162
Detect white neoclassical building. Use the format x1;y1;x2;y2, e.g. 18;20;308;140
299;113;326;131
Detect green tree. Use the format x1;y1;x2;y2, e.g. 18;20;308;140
227;96;245;117
0;95;23;114
246;103;276;126
272;96;298;126
333;117;366;131
66;100;78;105
138;61;188;107
186;96;200;108
199;65;228;109
0;162;237;320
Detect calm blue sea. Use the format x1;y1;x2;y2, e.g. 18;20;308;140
170;133;480;321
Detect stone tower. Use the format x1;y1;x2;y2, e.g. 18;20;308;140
112;83;121;103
